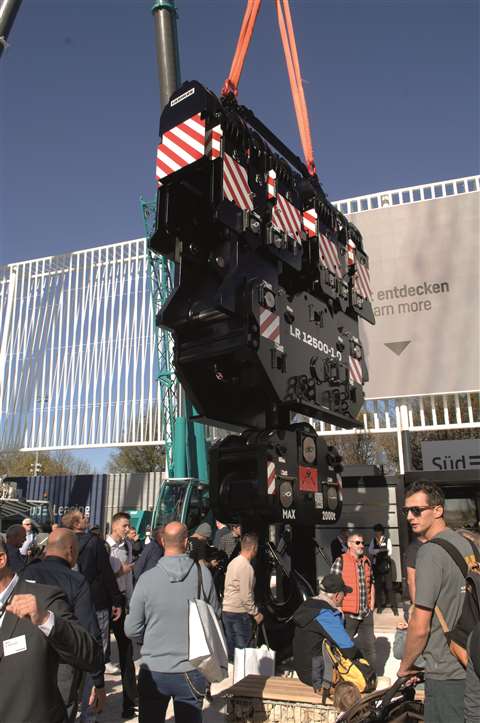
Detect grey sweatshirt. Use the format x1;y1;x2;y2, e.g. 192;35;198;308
124;554;221;673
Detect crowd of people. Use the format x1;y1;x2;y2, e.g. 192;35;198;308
314;480;480;722
0;479;479;723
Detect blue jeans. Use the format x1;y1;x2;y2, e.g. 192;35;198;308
138;667;207;723
222;612;252;662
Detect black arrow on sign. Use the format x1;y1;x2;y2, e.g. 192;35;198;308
385;341;411;356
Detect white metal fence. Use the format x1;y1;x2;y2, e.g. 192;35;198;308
334;174;480;216
0;240;161;450
1;175;478;452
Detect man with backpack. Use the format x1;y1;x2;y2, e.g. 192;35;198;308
293;573;359;689
398;480;479;723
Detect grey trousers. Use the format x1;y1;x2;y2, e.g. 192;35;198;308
424;678;465;723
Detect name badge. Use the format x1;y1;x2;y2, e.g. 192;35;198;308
3;634;27;657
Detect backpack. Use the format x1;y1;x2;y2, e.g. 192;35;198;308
430;536;480;667
320;639;377;703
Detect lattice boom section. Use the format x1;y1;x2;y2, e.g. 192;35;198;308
0;239;163;451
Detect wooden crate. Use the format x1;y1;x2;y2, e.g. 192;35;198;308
223;675;338;723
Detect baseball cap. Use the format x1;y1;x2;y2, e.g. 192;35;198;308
319;573;353;595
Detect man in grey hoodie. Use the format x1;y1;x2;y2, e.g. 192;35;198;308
125;521;220;723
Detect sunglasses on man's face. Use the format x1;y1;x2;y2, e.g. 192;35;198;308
401;505;435;517
352;541;364;545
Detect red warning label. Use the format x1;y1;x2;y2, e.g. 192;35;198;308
299;466;318;492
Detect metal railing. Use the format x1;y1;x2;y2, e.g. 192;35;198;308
333;175;480;216
311;391;480;436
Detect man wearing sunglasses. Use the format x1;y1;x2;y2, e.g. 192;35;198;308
331;533;376;668
398;480;473;722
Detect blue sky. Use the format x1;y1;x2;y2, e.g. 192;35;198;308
1;0;478;471
1;0;478;268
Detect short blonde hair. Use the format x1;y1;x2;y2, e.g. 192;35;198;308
61;508;84;529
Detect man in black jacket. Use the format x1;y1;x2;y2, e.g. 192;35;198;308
0;537;102;723
134;526;164;583
61;509;124;716
6;523;27;572
23;527;106;721
293;574;359;690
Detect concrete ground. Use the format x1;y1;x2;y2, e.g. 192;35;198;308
94;608;404;723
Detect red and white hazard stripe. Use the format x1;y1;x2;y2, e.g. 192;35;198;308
259;308;280;345
223;153;254;211
267;461;276;495
272;193;302;239
349;355;363;386
206;124;223;160
267;170;277;200
302;208;317;238
354;260;372;300
319;233;341;277
347;239;356;267
156;113;206;182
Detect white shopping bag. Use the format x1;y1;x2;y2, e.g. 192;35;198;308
233;644;276;683
187;569;228;683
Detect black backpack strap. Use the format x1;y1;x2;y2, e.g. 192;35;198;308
429;538;468;577
195;560;204;601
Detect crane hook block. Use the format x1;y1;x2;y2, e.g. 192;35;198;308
149;80;375;432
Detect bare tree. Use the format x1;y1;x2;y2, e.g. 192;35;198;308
107;445;165;474
0;450;92;477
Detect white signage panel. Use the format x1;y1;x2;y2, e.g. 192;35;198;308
349;192;480;398
421;439;480;471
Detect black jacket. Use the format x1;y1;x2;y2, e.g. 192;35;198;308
330;537;347;564
76;532;123;610
133;539;164;583
24;555;105;689
0;579;102;723
6;543;26;573
293;597;359;687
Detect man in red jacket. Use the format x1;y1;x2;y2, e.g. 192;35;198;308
331;532;376;667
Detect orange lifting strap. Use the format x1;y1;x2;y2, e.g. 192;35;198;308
222;0;317;177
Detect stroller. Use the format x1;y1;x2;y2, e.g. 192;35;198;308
335;674;424;723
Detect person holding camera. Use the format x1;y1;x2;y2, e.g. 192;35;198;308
368;523;398;615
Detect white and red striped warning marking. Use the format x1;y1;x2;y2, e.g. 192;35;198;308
267;169;277;200
354;259;372;300
267;461;276;495
319;233;341;277
206;124;222;160
259;308;280;345
223;153;254;211
156;113;206;182
272;193;302;239
347;238;356;267
302;208;317;237
349;355;363;386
